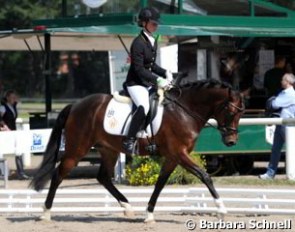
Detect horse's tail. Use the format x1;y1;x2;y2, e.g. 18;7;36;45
30;104;72;191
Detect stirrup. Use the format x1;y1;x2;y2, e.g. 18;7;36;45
145;143;157;156
123;138;136;155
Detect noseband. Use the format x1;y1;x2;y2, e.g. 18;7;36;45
216;100;244;135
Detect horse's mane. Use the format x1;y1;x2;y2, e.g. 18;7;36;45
179;79;232;90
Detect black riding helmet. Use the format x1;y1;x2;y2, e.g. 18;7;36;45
138;7;161;27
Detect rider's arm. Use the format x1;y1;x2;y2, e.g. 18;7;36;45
151;63;166;78
272;90;295;109
131;40;159;85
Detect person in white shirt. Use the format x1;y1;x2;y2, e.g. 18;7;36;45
0;90;30;180
259;73;295;180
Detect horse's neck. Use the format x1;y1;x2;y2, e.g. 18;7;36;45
181;88;210;108
168;89;212;125
180;87;226;119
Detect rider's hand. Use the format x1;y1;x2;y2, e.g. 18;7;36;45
165;70;173;82
157;77;170;89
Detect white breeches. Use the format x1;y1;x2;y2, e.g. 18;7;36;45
127;85;150;115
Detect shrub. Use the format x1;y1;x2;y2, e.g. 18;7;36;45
125;156;161;186
168;152;206;185
125;152;206;186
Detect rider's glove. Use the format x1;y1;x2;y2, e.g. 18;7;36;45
157;77;170;89
165;70;173;82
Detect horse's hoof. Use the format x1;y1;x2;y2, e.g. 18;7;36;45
216;206;227;219
144;211;155;224
144;218;156;224
217;207;228;215
214;198;227;215
39;214;51;221
120;201;135;218
39;213;51;222
124;209;135;218
39;207;51;221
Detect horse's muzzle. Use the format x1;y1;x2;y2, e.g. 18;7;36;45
225;140;236;147
222;134;238;147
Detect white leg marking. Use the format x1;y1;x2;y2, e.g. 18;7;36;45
119;201;135;218
144;211;155;224
214;198;227;215
40;206;51;221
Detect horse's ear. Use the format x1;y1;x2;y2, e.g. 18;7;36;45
173;72;188;86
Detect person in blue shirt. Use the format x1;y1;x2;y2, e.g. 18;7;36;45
259;73;295;180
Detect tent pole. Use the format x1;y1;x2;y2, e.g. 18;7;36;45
62;0;67;17
44;33;52;115
178;0;183;14
140;0;147;8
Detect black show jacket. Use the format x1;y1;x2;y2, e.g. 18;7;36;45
1;103;17;130
125;30;166;87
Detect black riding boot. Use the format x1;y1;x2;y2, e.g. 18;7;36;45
123;106;146;155
15;156;30;180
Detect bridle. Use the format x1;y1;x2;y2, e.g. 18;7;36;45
215;99;245;135
165;87;244;134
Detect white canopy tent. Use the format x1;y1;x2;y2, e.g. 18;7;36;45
0;31;136;51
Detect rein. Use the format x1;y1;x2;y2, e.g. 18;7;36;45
164;91;218;130
164;86;244;132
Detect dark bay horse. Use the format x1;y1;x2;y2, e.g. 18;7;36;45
30;79;244;222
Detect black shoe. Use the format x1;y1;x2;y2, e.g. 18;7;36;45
122;137;136;155
18;174;31;180
145;143;158;156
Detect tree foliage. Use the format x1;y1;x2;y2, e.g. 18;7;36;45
0;1;111;98
0;1;60;97
0;1;60;30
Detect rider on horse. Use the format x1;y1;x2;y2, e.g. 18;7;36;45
122;7;173;155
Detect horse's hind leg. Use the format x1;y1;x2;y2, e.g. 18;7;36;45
145;159;177;223
41;156;78;221
179;153;227;215
96;147;134;217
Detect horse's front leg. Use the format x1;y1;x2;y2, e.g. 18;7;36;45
178;153;227;216
145;159;177;223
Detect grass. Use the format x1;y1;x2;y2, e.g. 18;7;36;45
211;176;295;187
163;174;295;187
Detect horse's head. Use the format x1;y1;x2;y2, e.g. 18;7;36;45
213;89;245;147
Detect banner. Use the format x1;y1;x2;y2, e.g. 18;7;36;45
0;128;63;154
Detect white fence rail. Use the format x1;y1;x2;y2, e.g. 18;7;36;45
1;117;294;159
1;187;295;215
1;117;295;187
208;118;295;180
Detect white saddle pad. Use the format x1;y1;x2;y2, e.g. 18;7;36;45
103;98;164;138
